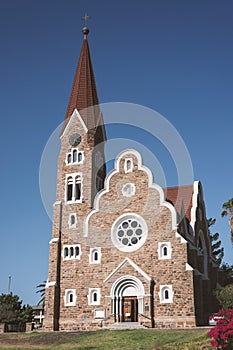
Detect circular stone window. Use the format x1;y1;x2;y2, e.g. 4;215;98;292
111;214;148;252
122;183;135;197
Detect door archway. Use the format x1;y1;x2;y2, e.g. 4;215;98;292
110;275;145;322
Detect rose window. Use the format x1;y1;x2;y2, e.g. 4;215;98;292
112;214;147;252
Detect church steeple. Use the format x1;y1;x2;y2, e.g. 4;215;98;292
63;25;101;132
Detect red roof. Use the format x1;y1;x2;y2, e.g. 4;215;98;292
63;32;101;132
163;185;194;221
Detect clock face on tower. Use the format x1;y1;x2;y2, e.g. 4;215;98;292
69;133;82;147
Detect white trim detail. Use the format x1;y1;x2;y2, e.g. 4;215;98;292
175;232;187;243
53;201;62;207
87;288;101;305
111;213;148;252
49;237;59;244
46;281;56;288
64;289;76;306
159;285;174;303
104;257;151;283
68;213;77;228
63;244;81;260
122;183;136;197
84;149;178;236
60;109;88;138
65;172;82;203
158;242;172;259
190;181;200;234
66;148;84;166
124;158;133;173
186;263;194;271
89;247;102;264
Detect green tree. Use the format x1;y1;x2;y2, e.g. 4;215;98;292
215;284;233;309
208;218;224;266
0;293;33;326
36;281;46;305
0;293;22;324
221;198;233;242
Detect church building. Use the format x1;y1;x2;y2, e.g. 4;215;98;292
43;25;220;331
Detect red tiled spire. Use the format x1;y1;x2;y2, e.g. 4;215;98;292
63;26;101;131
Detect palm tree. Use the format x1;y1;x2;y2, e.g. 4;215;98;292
36;281;46;306
221;198;233;242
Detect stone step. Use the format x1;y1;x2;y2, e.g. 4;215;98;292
103;322;146;330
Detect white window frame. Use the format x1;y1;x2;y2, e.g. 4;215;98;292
124;158;133;173
64;289;76;306
66;148;84;166
65;173;82;203
89;247;102;264
68;213;77;228
87;288;101;306
63;244;81;260
159;285;173;304
158;242;172;259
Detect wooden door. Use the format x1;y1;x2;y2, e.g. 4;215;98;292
122;296;138;322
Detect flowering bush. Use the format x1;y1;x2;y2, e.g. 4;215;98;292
208;308;233;349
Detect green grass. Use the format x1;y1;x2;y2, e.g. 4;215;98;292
0;329;213;350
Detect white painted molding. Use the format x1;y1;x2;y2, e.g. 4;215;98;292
84;149;178;236
175;232;187;244
104;257;151;283
46;281;56;288
60;109;88;138
186;263;193;271
49;237;59;244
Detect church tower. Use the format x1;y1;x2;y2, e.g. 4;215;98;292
43;25;106;331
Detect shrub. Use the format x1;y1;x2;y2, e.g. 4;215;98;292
208;308;233;349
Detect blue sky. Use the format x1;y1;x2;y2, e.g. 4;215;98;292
0;0;232;305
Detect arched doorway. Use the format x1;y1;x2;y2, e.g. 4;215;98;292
110;275;145;322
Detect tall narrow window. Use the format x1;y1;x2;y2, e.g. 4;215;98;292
159;285;173;303
71;215;75;226
94;251;98;261
70;247;74;257
69;293;73;303
67;154;72;164
64;289;76;306
75;175;81;200
124;158;133;173
73;149;77;163
163;246;168;256
64;247;69;258
67;177;73;201
78;152;82;162
164;289;169;300
75;246;79;257
93;292;97;302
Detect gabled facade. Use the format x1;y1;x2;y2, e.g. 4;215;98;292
43;27;219;331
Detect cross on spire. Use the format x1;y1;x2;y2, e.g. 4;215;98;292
82;13;90;26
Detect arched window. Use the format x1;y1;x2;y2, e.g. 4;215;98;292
89;248;101;264
67;154;72;164
75;175;81;201
67;176;73;201
75;246;79;257
63;245;81;260
70;247;74;257
124;158;133;173
64;289;76;306
66;173;82;203
158;242;171;259
164;289;169;300
159;285;173;303
73;149;77;163
64;247;69;258
94;251;98;261
93;292;97;302
78;152;82;162
163;246;168;256
88;288;101;305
